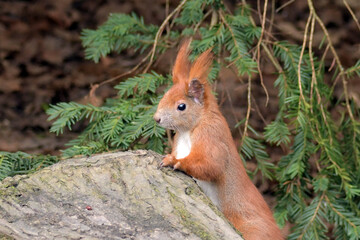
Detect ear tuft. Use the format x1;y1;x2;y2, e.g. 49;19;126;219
172;40;191;84
189;48;213;84
188;79;204;104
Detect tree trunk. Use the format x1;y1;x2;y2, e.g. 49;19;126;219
0;150;243;240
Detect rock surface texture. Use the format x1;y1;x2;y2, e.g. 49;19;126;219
0;150;243;240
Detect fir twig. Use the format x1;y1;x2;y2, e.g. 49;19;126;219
144;0;188;73
297;12;312;103
240;75;252;147
276;0;295;13
255;0;270;106
343;0;360;32
307;0;355;121
92;49;152;90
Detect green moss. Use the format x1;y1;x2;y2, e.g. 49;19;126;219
179;183;243;238
0;185;19;198
0;234;15;240
184;183;223;217
168;189;214;240
90;188;108;202
195;189;221;215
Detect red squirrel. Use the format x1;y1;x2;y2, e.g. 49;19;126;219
153;41;283;240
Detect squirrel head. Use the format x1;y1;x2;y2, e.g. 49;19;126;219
154;40;213;132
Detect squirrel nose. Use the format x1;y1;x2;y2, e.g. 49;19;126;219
153;115;161;124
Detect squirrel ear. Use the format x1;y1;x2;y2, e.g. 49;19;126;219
188;79;204;104
172;40;191;84
189;48;213;84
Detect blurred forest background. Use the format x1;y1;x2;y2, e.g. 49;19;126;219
1;0;358;154
0;0;359;235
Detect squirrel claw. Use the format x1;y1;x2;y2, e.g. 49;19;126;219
160;154;174;168
157;161;164;169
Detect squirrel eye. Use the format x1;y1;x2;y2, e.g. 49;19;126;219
177;103;186;111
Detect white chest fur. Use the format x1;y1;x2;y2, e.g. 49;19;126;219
175;131;192;159
174;131;220;208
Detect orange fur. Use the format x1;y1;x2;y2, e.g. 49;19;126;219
154;42;283;240
172;40;191;84
188;48;213;84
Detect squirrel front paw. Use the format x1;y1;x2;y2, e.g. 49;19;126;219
159;154;174;168
159;154;182;170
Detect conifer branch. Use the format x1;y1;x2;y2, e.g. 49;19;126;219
307;0;355;122
219;10;243;66
276;0;295;13
297;13;312;104
297;193;325;240
326;195;358;230
308;15;316;113
255;0;269;106
92;49;153;90
240;75;252;147
144;0;188;73
308;16;333;142
343;0;360;32
191;9;213;39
